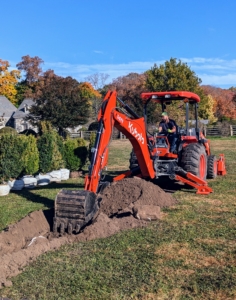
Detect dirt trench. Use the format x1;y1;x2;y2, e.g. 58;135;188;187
0;177;177;288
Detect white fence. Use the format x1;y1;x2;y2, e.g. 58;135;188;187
69;131;97;140
70;125;236;139
203;125;236;137
231;125;236;136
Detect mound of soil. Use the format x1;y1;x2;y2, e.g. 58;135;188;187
0;177;177;288
0;210;50;256
78;212;149;242
99;177;177;216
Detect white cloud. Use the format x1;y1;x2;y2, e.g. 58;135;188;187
180;57;236;87
93;50;104;54
10;57;236;88
44;60;164;82
199;73;236;86
181;57;236;73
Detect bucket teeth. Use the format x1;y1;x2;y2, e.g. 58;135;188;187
68;223;73;235
76;224;81;233
53;220;83;235
60;222;65;235
53;220;58;234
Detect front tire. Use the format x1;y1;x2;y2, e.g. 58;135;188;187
181;143;207;180
207;155;217;179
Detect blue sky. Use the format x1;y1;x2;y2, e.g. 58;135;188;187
1;0;236;88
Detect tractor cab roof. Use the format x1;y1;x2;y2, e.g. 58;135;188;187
141;91;200;104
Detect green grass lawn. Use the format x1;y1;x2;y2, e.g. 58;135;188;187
0;178;85;231
1;138;236;300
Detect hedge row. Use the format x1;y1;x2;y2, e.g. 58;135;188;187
0;132;88;183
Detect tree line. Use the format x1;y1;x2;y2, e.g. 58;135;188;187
0;55;236;134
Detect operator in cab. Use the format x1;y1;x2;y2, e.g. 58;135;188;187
158;112;178;153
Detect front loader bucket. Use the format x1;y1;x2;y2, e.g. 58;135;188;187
53;190;98;234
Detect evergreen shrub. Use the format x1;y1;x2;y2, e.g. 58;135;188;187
37;131;65;173
0;134;25;182
55;134;65;165
75;138;88;167
64;139;82;171
51;132;65;170
37;133;54;173
0;127;17;136
64;138;88;171
21;135;39;175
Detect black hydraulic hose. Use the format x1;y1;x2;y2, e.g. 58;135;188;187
117;97;140;119
89;119;104;176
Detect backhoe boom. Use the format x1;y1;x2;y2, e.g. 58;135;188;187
85;91;155;193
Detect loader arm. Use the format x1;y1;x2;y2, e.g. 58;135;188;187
85;90;155;193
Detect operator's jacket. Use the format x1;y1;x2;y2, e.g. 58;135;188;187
159;119;178;134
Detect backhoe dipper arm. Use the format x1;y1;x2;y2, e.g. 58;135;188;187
85;91;155;193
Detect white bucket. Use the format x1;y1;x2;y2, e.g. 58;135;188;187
47;170;62;182
60;169;70;180
35;174;51;186
22;175;37;189
0;184;11;196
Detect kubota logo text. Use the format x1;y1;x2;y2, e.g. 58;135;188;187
128;122;144;144
116;114;124;124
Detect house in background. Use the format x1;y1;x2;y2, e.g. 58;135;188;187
1;96;84;135
0;95;17;129
13;98;38;133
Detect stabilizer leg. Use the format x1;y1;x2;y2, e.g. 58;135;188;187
217;154;227;176
174;170;213;195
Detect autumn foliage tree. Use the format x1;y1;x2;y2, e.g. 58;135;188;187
84;73;109;117
77;81;102;118
16;55;43;84
78;82;101;101
106;73;160;123
15;55;101;131
198;94;217;124
27;75;91;134
145;58;210;125
201;85;236;121
0;59;20;105
16;55;44;104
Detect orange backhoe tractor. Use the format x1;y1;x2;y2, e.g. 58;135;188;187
53;90;226;235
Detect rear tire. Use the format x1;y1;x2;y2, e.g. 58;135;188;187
181;143;207;180
207;155;217;179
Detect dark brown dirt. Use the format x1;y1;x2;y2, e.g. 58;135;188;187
0;178;177;288
99;177;177;216
0;210;50;256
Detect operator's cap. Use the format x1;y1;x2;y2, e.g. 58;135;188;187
161;112;168;116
